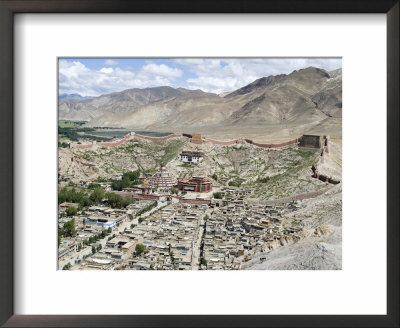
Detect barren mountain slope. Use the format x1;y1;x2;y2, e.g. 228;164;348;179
59;86;208;121
65;67;342;136
226;67;341;124
86;92;239;129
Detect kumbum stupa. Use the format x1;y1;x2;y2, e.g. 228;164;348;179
147;165;175;190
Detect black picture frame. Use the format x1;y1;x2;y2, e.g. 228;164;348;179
0;1;398;327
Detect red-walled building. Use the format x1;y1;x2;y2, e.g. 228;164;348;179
177;177;212;193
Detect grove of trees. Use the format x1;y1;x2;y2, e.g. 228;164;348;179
111;170;140;191
104;192;131;209
58;187;131;210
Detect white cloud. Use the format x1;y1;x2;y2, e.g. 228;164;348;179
139;63;182;79
100;67;114;74
174;58;341;94
104;59;119;66
59;60;183;96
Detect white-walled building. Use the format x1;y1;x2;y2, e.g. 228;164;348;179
179;151;204;163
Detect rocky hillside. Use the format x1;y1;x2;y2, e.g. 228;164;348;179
61;67;342;132
59;137;333;199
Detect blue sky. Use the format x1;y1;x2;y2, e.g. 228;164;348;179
59;58;342;97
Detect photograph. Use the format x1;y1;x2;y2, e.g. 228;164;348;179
57;57;342;271
1;0;397;324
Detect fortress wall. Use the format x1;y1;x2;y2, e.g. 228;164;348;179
71;143;95;150
268;138;299;148
70;133;300;150
70;133;132;150
265;186;333;205
244;138;299;149
133;133;178;142
71;133;178;150
98;134;132;147
190;139;203;144
116;190;211;205
204;138;239;146
311;138;341;185
178;198;211;205
115;191;160;201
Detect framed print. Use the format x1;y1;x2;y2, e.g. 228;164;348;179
0;1;398;327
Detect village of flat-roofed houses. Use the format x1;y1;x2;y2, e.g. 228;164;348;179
58;130;342;271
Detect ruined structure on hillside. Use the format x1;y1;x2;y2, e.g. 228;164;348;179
299;135;323;149
190;134;203;145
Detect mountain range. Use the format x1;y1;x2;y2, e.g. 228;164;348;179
59;67;342;133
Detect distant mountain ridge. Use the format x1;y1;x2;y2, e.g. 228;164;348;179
59;93;95;103
59;67;342;132
59;86;212;121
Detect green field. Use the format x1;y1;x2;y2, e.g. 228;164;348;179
58;120;87;128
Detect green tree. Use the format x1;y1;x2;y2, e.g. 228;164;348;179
63;219;75;237
111;180;123;191
87;183;101;189
79;196;92;209
135;243;146;255
123;170;140;184
91;246;96;254
121;176;131;189
257;176;270;183
204;215;209;222
105;192;123;208
200;257;207;266
62;263;72;270
121;196;132;208
59;187;88;204
66;206;78;216
213;192;223;199
90;187;104;204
